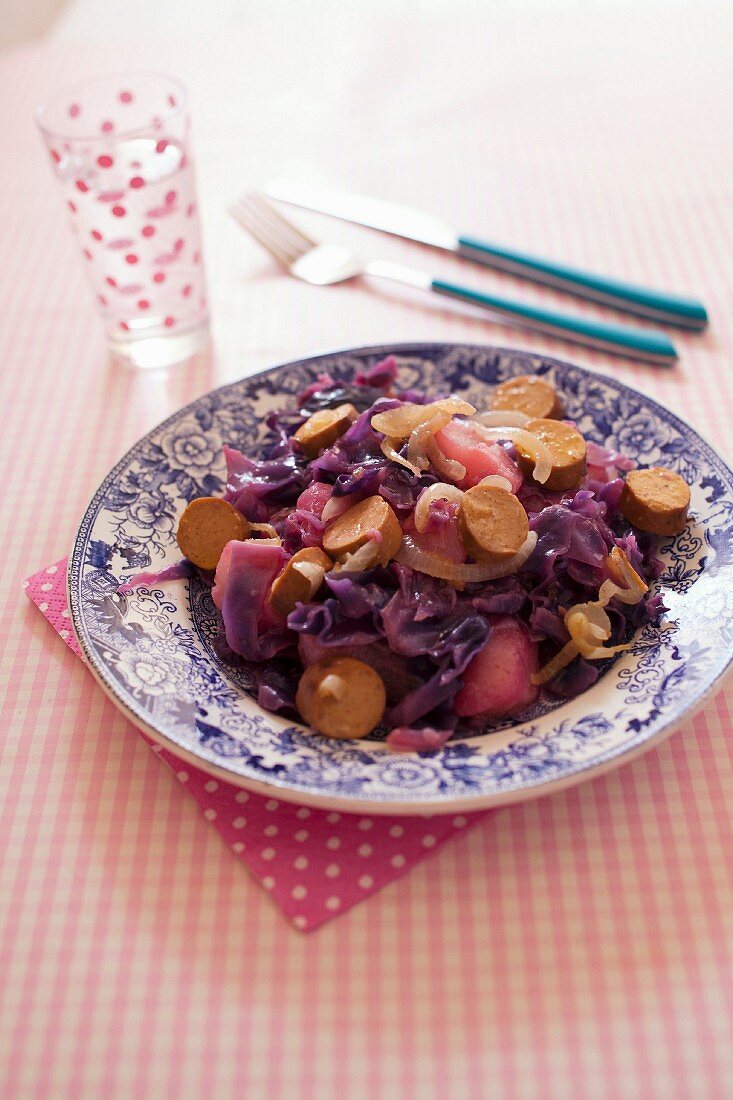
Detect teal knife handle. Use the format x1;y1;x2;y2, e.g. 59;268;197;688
431;279;677;365
457;235;708;331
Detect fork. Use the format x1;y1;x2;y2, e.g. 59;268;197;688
229;193;677;366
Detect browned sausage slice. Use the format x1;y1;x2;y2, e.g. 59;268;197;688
517;418;587;491
458;484;529;563
293;403;358;458
269;547;333;616
490;375;563;419
296;657;387;739
177;497;250;570
322;495;402;565
620;467;691;535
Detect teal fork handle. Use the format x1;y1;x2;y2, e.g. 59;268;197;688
457;235;708;331
431;278;677;366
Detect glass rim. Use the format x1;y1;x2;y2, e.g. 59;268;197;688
35;70;189;143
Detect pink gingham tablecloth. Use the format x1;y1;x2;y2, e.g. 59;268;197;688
24;558;487;931
3;4;733;1097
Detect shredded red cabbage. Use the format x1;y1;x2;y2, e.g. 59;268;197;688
121;360;673;746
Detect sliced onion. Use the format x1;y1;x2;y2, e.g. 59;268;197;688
318;674;347;701
395;530;537;588
565;604;631;659
466;424;553;485
532;538;648;687
473;409;531;428
333;540;380;573
426;436;467;483
531;640;579;685
477;475;513;493
321;495;353;522
250;522;281;542
290;559;327;596
242;537;281;546
533;561;641;684
380;436;421;476
291;560;325;583
414;483;465;532
406;410;454;472
598;546;648;606
371;397;475;439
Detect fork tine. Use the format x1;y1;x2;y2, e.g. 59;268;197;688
234;194;306;265
229;198;296;267
246;192;317;251
243;192;318;255
229;204;291;266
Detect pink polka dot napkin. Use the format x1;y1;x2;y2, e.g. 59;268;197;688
25;560;487;930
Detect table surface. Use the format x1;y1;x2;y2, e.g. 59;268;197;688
2;3;733;1097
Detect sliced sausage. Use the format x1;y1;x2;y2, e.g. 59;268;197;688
620;467;690;535
491;374;563;420
296;657;387;739
322;495;403;565
517;418;587;491
177;497;250;571
298;636;420;704
293;403;358;458
269;547;333;616
458;483;529;563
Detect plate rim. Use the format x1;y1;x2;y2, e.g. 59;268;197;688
68;341;733;814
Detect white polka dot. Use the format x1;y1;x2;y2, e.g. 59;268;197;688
265;799;280;811
292;884;307;900
294;830;309;842
21;579;29;589
358;818;373;831
452;815;467;828
61;608;70;618
358;844;373;858
358;875;374;889
46;564;58;574
261;847;276;861
150;744;162;754
325;896;341;911
204;780;218;793
262;876;276;890
293;915;308;929
40;582;52;592
326;837;340;850
203;808;217;822
232;842;245;853
59;630;70;639
296;807;311;819
235;791;249;803
177;771;189;783
293;855;308;870
39;602;48;612
391;854;406;868
232;817;247;829
422;834;436;848
326;811;341;823
263;824;278;838
325;863;340;878
389;824;404;838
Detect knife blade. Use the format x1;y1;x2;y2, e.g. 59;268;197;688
265;179;708;331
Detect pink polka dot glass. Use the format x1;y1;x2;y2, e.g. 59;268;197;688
36;74;209;369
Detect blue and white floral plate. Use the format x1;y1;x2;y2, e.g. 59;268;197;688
68;343;733;814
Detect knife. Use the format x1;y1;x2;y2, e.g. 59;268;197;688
266;179;708;331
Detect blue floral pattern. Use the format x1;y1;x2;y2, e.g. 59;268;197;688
67;343;733;810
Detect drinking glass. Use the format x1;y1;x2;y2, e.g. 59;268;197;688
36;73;209;369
